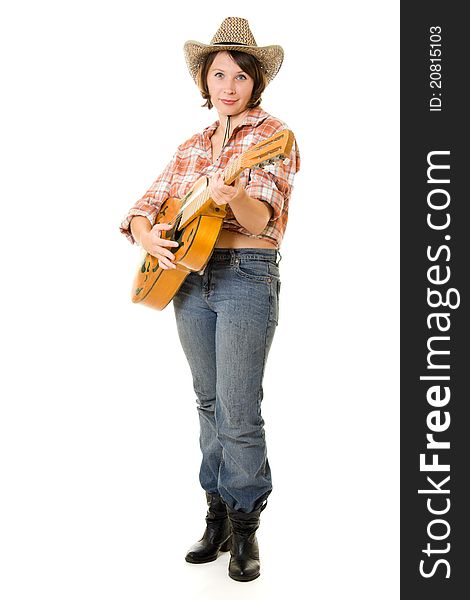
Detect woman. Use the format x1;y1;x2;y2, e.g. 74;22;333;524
120;17;300;582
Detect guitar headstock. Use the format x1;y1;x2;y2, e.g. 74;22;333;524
240;129;295;171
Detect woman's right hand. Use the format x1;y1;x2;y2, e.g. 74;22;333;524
141;222;179;269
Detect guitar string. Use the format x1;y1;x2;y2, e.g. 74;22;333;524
145;132;289;273
166;132;286;230
176;115;231;226
169;149;270;230
169;115;232;227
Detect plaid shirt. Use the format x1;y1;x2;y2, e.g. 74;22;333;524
119;107;300;248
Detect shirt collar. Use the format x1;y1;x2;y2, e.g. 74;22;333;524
203;106;270;137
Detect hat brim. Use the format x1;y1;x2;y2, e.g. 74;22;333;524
183;40;284;84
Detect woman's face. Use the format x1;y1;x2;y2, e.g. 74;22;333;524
207;51;254;117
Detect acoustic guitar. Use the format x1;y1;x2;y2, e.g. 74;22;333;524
131;129;294;310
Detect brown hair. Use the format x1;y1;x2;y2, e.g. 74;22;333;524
197;50;267;110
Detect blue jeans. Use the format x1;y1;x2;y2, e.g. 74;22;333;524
173;248;281;513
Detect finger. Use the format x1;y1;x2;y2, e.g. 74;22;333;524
147;245;175;261
210;190;222;204
157;238;179;248
154;222;173;232
155;221;173;228
212;173;223;188
151;225;177;243
155;247;176;261
159;256;176;269
209;185;220;201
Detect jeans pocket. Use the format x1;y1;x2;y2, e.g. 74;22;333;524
233;259;272;283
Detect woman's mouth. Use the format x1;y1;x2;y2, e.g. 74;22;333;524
220;99;237;105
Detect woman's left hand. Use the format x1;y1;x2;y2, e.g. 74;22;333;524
209;172;245;206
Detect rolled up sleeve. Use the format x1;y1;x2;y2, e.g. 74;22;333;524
244;138;300;221
119;152;177;244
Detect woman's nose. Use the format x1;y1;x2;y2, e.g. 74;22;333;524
224;80;236;93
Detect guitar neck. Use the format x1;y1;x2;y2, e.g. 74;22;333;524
221;155;243;185
175;128;294;230
178;155;243;229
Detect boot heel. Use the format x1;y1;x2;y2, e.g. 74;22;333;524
220;537;231;552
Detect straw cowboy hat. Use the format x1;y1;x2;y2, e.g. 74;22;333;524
183;17;284;84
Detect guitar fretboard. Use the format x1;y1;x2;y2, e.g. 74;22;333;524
178;155;242;229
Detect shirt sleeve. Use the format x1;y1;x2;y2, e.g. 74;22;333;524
119;151;178;244
244;137;300;221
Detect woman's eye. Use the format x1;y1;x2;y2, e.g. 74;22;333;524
213;72;247;80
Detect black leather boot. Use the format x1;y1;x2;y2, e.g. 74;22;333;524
226;501;267;582
185;492;231;563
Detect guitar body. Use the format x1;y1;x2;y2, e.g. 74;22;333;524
132;178;226;310
129;129;295;311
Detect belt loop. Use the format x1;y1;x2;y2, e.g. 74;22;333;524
276;250;282;265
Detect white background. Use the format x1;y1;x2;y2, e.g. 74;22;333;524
0;1;399;598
